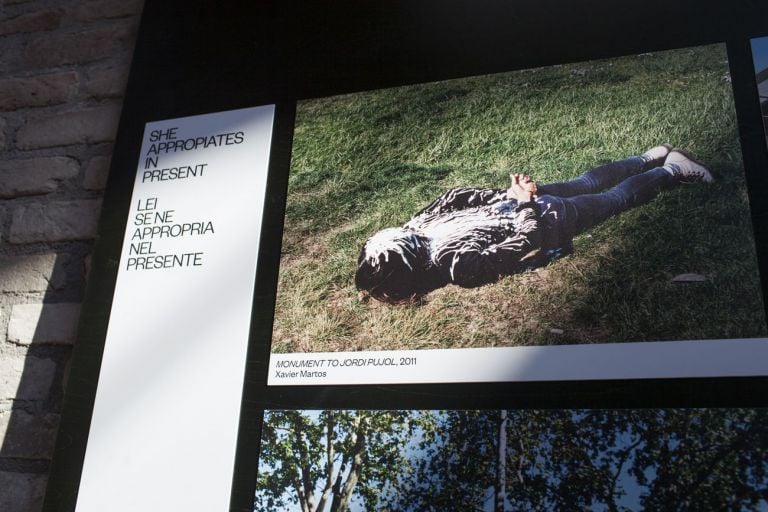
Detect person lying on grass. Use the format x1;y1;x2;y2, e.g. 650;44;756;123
355;146;714;304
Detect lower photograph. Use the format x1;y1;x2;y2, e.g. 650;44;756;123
254;408;768;511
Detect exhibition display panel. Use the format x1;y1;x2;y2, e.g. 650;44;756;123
44;1;768;511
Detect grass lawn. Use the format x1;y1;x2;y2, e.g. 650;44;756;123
270;44;768;353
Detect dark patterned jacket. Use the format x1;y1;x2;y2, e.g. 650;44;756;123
404;187;551;288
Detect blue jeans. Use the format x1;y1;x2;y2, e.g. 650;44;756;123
535;156;674;243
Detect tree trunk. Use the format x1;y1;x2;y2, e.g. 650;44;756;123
294;476;311;512
495;410;508;512
317;412;336;512
290;414;317;511
330;415;367;512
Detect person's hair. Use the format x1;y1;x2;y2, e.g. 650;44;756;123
354;228;433;304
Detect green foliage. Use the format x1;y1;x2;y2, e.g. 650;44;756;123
255;409;768;511
255;410;433;512
386;409;768;512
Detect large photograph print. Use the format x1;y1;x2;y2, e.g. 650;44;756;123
254;408;768;512
268;43;767;383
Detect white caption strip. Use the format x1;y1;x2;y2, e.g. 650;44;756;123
268;338;768;385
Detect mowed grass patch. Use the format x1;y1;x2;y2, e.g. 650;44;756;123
270;44;767;353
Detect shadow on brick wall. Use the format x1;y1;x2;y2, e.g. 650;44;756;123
1;251;90;511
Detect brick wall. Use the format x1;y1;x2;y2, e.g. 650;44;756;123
0;1;143;510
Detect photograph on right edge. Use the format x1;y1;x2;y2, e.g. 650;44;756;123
254;408;768;511
751;36;768;145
